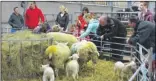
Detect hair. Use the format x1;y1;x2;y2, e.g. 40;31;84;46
82;7;89;13
129;15;139;23
13;7;18;11
140;1;149;8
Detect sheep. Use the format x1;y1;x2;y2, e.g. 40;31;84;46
66;53;79;81
41;64;55;81
45;42;71;77
114;60;137;81
70;40;99;70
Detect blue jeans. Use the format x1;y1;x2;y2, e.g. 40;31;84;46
11;28;17;33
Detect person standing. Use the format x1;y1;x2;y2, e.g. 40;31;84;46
8;7;24;33
139;1;154;22
97;15;127;61
77;7;89;36
55;5;69;31
127;15;155;79
25;1;45;30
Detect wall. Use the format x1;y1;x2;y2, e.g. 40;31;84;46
1;1;124;33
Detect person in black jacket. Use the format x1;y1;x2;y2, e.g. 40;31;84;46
55;5;69;31
127;15;155;54
97;15;127;61
8;7;24;33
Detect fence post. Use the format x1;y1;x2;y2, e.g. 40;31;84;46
148;47;153;81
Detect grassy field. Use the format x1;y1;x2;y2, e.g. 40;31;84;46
4;59;133;81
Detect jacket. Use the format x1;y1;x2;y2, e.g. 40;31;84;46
77;14;87;30
97;18;127;40
129;20;155;50
55;12;69;30
140;10;154;22
25;6;45;29
8;13;24;29
80;19;99;38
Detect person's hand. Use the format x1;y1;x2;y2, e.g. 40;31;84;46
126;38;130;44
84;24;87;27
80;30;84;34
100;35;104;39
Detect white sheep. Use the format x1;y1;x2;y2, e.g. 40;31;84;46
114;61;137;81
41;64;55;81
66;53;79;81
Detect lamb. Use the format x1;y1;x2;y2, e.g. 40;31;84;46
41;64;55;81
66;53;79;81
114;60;137;81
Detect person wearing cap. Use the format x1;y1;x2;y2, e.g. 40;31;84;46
55;5;69;31
97;15;127;61
77;7;89;36
80;13;99;39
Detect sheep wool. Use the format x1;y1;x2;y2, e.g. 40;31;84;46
45;42;71;69
41;64;55;81
46;32;78;47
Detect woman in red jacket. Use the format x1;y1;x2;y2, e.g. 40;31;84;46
77;7;89;36
25;1;45;29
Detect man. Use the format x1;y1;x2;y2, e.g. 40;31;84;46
97;15;127;61
8;7;24;33
127;15;155;79
127;15;155;53
25;1;45;29
139;1;154;22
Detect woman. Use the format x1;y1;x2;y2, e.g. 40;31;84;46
55;5;69;31
80;13;99;39
77;7;89;36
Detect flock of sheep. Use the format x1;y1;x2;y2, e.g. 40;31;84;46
37;27;137;81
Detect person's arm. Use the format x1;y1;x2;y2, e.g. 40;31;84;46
65;13;69;29
80;23;92;38
103;25;118;38
55;13;59;25
20;15;24;26
147;15;154;22
96;25;103;36
128;24;152;46
8;15;14;26
25;10;28;27
39;9;45;23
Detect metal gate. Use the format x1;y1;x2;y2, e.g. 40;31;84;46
1;37;53;80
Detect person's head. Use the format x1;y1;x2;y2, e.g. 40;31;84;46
98;15;108;26
59;5;66;13
128;15;139;28
13;7;19;14
139;1;149;11
82;7;89;14
29;1;36;9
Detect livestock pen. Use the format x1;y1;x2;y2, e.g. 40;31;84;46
1;12;155;81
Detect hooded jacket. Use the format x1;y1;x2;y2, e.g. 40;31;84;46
25;6;45;29
80;19;99;38
8;13;24;29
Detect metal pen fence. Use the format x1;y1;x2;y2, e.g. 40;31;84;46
74;32;155;81
1;38;53;80
74;12;140;24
